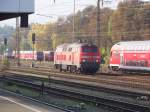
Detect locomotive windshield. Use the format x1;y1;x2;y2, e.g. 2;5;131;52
82;46;98;53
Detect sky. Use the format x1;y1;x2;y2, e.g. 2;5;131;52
0;0;149;27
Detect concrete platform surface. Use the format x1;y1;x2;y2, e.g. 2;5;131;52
0;89;65;112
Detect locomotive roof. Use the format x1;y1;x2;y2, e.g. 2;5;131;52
116;40;150;46
57;42;96;48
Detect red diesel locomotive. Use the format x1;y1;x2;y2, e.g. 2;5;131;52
109;41;150;73
54;42;101;73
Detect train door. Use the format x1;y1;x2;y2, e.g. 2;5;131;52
120;50;124;66
72;48;75;65
71;47;76;65
72;53;74;64
149;50;150;67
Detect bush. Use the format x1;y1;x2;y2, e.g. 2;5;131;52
3;58;10;67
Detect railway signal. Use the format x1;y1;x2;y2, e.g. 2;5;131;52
4;38;7;45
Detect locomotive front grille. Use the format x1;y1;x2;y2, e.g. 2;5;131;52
81;62;100;73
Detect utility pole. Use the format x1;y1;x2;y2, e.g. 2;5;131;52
73;0;75;40
4;38;7;61
97;0;103;48
16;17;20;66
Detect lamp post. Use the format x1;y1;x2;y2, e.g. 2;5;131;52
32;33;35;67
16;17;20;66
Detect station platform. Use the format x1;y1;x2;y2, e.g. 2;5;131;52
0;89;65;112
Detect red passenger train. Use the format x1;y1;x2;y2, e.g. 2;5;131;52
8;51;54;61
109;41;150;73
54;42;101;73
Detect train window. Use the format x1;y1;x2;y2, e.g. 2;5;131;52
142;46;145;51
116;50;119;57
134;46;137;51
110;51;112;56
63;48;67;51
74;48;77;52
138;46;141;51
127;47;129;51
68;48;72;51
129;46;131;51
131;46;134;51
72;48;75;52
146;46;149;50
50;52;54;55
76;48;79;52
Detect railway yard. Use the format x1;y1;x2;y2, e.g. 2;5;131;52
0;61;150;112
1;0;150;112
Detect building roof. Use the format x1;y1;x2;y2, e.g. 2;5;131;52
0;0;34;21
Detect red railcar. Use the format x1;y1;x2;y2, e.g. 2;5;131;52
54;42;101;74
43;51;54;61
14;51;44;61
109;41;150;72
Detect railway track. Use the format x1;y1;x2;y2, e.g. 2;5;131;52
4;73;150;100
1;74;150;112
4;66;150;91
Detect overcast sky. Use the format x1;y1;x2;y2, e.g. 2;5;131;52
0;0;149;27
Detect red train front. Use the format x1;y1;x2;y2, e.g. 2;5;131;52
109;41;150;73
54;42;101;74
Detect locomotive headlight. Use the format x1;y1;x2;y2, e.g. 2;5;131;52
82;59;86;62
110;58;112;61
96;59;99;63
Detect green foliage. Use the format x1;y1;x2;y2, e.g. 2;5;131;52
100;47;111;65
28;23;54;51
3;58;10;67
112;0;150;41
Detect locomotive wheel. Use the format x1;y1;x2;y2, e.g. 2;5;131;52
68;66;72;73
54;65;58;69
80;67;85;74
72;66;77;73
71;66;74;73
76;68;80;74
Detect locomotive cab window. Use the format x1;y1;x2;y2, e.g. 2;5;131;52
82;46;98;53
92;47;98;52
